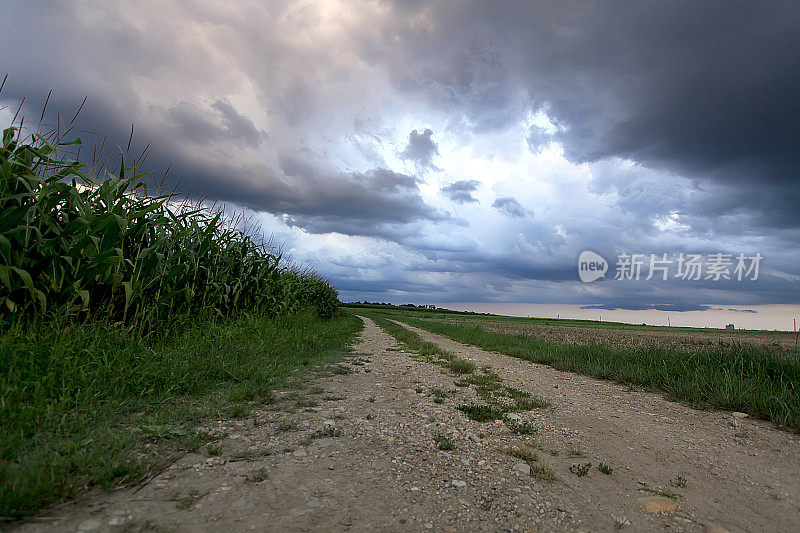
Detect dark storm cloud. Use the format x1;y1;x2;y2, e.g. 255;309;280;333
582;303;712;313
168;148;446;235
401;128;439;169
441;180;480;203
0;89;443;239
391;0;800;227
156;100;267;148
492;197;528;218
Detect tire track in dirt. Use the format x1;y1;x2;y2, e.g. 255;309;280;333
394;319;800;533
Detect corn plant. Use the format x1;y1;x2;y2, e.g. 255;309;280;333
0;124;338;332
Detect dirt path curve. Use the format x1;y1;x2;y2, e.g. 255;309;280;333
10;316;799;532
395;319;800;533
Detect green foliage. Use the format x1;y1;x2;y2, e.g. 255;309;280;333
507;445;537;463
447;357;477;374
0;311;362;518
456;403;505;421
505;418;538;435
638;484;681;499
531;463;557;482
569;463;592;477
0;125;338;330
433;433;456;451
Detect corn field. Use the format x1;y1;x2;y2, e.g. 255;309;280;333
0;125;338;331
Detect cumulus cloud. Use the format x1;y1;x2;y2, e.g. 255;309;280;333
401;128;439;169
582;303;712;313
492;197;529;218
441;180;480;203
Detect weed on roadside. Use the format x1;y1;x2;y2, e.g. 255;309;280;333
332;364;354;375
532;463;557;482
300;426;344;445
529;441;560;456
447;358;477;374
227;404;251;418
670;475;687;488
508;445;537;463
245;467;270;483
567;446;584;457
431;389;449;404
569;463;591;477
206;442;223;456
638;483;681;499
433;433;456;451
276;421;298;432
504;418;538;435
457;403;505;421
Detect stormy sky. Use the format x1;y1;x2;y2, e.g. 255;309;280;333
2;1;798;315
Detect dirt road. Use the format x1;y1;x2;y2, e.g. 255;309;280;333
12;317;800;532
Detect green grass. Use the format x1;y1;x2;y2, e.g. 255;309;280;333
0;311;362;519
447;358;477;374
433;433;456;451
569;463;591;477
531;463;557;482
0;106;354;519
377;312;800;431
505;418;538;435
507;445;537;463
456;403;506;421
638;484;681;499
362;314;475;375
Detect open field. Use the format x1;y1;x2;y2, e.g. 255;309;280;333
436;318;798;354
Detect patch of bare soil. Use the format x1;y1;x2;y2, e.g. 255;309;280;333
11;316;800;532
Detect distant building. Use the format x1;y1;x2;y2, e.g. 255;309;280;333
725;324;735;330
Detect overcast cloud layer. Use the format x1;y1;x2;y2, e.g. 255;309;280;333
2;1;798;310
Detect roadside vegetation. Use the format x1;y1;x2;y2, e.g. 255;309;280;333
362;312;550;435
364;309;800;432
0;110;356;518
